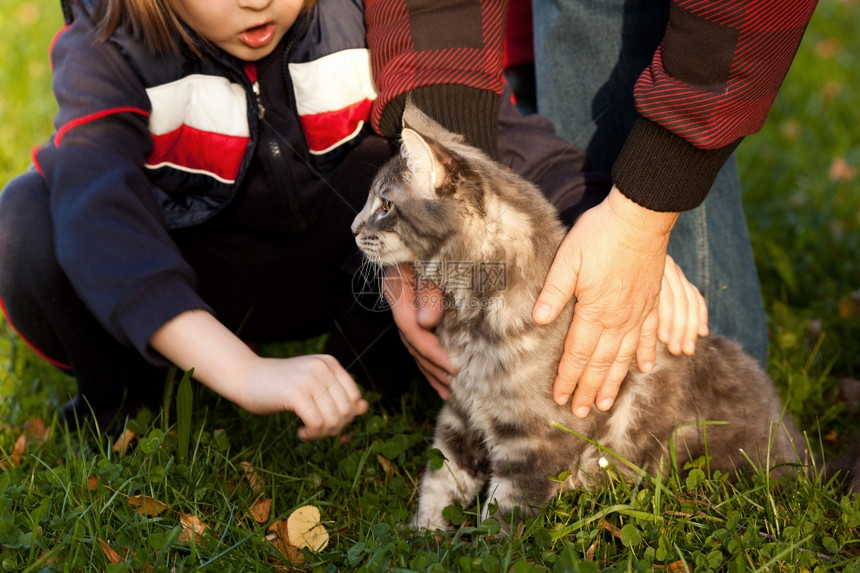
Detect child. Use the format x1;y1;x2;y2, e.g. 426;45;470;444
0;0;703;440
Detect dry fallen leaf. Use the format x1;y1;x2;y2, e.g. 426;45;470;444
287;505;329;551
251;497;273;524
24;417;51;443
829;157;857;182
179;513;209;543
112;429;136;455
240;461;264;494
2;434;27;468
778;118;802;142
821;81;843;103
268;519;305;564
654;561;688;572
98;538;123;564
87;475;100;491
128;494;169;516
376;454;397;481
600;519;622;539
815;38;842;59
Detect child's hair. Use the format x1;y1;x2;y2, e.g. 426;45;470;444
95;0;193;56
94;0;318;56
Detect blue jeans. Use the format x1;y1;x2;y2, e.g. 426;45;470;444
532;0;768;363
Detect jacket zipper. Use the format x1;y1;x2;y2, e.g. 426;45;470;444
252;81;266;120
257;9;314;232
264;125;308;232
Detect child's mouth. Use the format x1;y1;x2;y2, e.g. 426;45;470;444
239;23;276;49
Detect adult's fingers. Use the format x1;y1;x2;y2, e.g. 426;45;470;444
533;234;580;326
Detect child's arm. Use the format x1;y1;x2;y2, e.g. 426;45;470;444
149;310;368;441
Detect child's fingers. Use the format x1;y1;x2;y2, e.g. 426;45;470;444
294;357;366;440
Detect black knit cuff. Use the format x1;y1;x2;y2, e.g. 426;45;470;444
611;117;742;212
378;85;501;161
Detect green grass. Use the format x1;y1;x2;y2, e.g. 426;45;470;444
2;1;859;570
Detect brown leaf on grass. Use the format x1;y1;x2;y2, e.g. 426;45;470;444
821;81;843;103
112;429;136;455
815;38;842;59
654;562;688;572
128;494;169;516
251;497;273;524
240;461;264;494
829;157;857;182
1;434;27;468
87;475;100;491
287;505;329;551
376;454;397;480
586;538;598;561
98;538;124;563
24;417;51;443
179;513;209;543
267;519;305;564
600;519;622;539
778;119;802;142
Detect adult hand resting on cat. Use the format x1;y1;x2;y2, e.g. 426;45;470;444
532;186;708;418
150;309;368;441
385;195;707;406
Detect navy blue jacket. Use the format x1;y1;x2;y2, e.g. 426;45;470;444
38;0;381;360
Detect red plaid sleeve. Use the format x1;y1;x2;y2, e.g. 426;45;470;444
614;0;817;212
365;0;506;151
635;0;818;150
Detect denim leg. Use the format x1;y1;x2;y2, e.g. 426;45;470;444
532;0;768;363
668;162;768;363
532;0;668;171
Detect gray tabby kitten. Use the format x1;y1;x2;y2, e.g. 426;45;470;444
351;105;803;531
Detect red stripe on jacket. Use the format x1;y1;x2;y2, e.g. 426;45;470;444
300;98;375;154
145;125;249;183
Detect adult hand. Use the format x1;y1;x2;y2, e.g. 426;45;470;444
658;254;709;356
533;187;679;418
383;264;456;399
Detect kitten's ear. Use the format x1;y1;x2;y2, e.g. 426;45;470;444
401;128;446;199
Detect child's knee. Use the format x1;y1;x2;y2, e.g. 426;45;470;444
0;170;56;298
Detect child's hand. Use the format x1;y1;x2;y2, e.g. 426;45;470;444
235;354;369;441
658;255;709;356
150;311;368;441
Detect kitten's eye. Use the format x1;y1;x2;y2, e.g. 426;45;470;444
380;199;393;214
